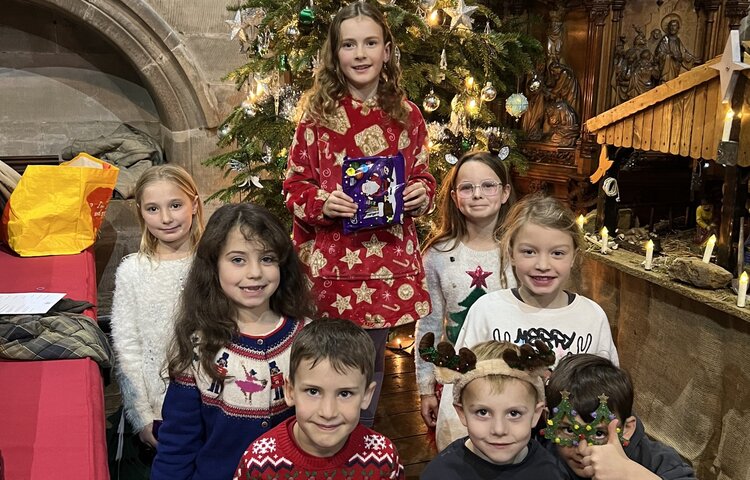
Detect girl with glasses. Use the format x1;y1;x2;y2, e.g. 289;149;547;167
415;151;516;430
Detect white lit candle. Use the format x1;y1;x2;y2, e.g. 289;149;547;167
645;240;654;270
722;109;734;141
738;272;748;307
600;227;608;254
702;234;717;263
576;214;585;231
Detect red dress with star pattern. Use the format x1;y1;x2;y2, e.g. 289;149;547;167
283;96;435;328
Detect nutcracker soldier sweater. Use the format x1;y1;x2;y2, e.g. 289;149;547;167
151;317;304;480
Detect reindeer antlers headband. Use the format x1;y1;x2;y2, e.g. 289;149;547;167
418;333;555;404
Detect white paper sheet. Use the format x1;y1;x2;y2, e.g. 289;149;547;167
0;292;67;314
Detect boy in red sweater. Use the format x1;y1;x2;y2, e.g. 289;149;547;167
234;318;404;479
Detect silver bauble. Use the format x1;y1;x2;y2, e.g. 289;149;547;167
423;90;440;113
480;82;497;102
529;75;542;93
218;124;231;139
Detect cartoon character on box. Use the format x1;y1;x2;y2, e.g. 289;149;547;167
343;153;405;234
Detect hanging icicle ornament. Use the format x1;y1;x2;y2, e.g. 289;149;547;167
438;48;448;82
394;46;401;67
423;89;440;112
480;82;497;102
262;145;273;164
505;93;529;120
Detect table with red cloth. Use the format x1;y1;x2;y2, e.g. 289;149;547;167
0;245;109;480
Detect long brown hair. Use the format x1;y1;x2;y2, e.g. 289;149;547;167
166;203;315;381
134;164;204;258
301;2;409;126
422;151;515;286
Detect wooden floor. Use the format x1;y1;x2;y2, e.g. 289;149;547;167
103;323;436;478
375;327;437;478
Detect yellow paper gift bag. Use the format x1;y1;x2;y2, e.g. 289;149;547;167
1;153;119;257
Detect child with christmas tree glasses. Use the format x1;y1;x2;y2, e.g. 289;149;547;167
433;193;619;450
283;1;436;428
415;151;516;428
233;318;404;479
419;335;569;479
544;354;696;480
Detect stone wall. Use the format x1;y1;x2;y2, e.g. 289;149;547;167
0;0;249;197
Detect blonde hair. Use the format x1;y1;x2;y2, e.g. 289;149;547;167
499;193;582;269
134;164;204;258
301;2;409;126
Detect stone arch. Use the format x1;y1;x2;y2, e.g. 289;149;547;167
25;0;219;132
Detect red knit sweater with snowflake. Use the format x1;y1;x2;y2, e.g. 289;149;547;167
234;417;404;479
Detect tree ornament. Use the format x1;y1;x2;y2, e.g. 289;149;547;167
218;124;231;139
423;89;440;112
298;3;315;29
445;154;459;165
228;159;245;172
498;145;510;160
286;25;299;38
394;46;401;67
484;21;491;34
376;0;396;5
480;82;497;102
529;74;542;93
262;145;273;164
443;0;478;30
242;101;257;117
505;92;529;119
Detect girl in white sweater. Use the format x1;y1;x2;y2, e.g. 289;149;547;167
111;165;204;448
415;151;517;428
434;193;619;450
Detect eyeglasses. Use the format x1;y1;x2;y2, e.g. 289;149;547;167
454;181;502;198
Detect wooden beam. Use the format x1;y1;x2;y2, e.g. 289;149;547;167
585;58;721;133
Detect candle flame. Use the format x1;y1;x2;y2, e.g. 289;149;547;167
707;234;717;245
741;271;748;283
646;239;654;249
726;109;735;120
465;76;475;90
601;226;608;235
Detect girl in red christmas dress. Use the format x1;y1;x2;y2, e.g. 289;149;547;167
283;2;436;427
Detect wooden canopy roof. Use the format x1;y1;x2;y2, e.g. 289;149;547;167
585;56;750;164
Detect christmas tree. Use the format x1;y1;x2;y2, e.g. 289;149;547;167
205;0;542;226
447;264;492;342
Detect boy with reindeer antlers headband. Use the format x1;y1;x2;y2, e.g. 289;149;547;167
419;334;569;479
544;354;695;480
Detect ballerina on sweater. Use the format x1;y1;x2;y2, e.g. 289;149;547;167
414;151;516;428
434;193;619;450
111;165;204;451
